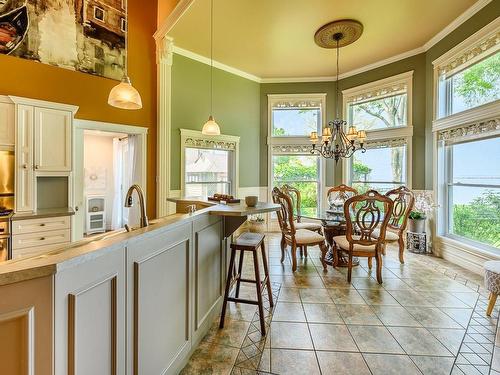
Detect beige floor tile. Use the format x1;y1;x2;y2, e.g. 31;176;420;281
299;288;333;303
277;287;301;302
388;327;453;356
357;289;400;305
351;277;384;290
303;303;344;324
337;304;383;325
371;305;421;327
225;303;257;322
269;321;313;350
309;323;358;351
328;288;366;304
317;351;371;375
405;306;462;328
428;328;466;355
180;341;239;375
419;291;471;308
272;302;306;322
388;290;434;306
205;319;251;348
362;353;421;375
410;355;455;375
270;349;320;375
348;325;404;354
440;307;473;328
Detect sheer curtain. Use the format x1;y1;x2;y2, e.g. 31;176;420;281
111;138;123;230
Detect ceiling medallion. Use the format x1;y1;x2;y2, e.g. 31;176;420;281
314;19;363;49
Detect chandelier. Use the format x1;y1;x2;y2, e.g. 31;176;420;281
309;20;366;163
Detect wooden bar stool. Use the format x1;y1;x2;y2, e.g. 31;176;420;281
219;232;273;335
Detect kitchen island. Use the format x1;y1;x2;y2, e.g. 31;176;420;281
0;199;279;375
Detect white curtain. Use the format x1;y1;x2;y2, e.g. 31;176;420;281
111;138;123;230
127;135;142;227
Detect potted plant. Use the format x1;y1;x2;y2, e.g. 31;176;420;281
247;214;265;233
408;210;426;233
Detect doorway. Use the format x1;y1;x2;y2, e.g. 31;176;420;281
73;120;148;242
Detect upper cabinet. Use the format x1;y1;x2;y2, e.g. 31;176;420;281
34;107;72;171
0;99;15;146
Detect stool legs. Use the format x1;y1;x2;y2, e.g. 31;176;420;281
487;292;498;317
253;250;266;335
219;248;236;329
260;241;274;308
235;251;245;298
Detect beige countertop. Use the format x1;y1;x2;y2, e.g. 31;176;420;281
0;199;278;286
13;207;75;221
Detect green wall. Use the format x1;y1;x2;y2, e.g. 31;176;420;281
424;1;500;189
171;53;261;190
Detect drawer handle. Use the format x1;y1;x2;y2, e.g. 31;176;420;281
40;223;45;226
40;237;45;241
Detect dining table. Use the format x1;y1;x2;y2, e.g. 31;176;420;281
301;208;360;267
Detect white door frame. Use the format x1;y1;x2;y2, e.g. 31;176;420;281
72;119;148;241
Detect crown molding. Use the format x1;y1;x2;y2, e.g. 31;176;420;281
423;0;493;51
154;0;195;42
161;0;492;84
173;46;262;83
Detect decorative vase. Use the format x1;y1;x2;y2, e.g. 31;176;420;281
248;220;265;233
408;218;426;233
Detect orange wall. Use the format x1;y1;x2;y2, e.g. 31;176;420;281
0;0;158;217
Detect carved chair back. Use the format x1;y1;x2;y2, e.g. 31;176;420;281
385;186;415;233
282;184;302;221
343;190;394;248
327;184;358;208
272;187;296;237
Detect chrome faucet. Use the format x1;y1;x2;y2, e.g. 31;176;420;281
124;184;149;232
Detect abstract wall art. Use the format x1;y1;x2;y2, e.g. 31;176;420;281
0;0;126;80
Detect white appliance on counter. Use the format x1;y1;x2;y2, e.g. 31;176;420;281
86;195;106;235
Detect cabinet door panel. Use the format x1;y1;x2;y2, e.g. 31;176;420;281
0;102;14;145
15;105;34;212
34;108;72;171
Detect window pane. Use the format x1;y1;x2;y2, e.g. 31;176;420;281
272;108;320;136
448;52;500;115
272;155;319;216
349;93;407;131
185;148;231;196
351;145;407;191
449;186;500;248
452;138;500;185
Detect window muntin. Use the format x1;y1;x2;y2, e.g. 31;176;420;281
348;93;407;131
271;107;321;137
93;6;105;21
184;148;232;197
438;52;500;118
446;137;500;249
272;155;320;216
350;144;407;194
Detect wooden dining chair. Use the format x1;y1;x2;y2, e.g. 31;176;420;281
282;184;322;258
326;184;358;207
272;187;328;272
332;190;394;284
373;186;415;264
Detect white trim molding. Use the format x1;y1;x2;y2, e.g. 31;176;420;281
9;96;79;114
179;129;240;197
154;0;194;42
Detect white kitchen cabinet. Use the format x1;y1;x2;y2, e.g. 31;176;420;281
15;105;34;212
0;100;14;145
34;107;72;171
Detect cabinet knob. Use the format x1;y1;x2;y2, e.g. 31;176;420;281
34;165;39;170
40;223;45;226
40;237;45;241
22;164;28;169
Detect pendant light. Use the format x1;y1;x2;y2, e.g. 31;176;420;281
108;5;142;110
202;0;220;135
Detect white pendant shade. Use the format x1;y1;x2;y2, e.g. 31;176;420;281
202;115;220;135
108;76;143;110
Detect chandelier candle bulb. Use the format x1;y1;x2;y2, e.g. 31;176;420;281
346;126;358;141
310;131;318;143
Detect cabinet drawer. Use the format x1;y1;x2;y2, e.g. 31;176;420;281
12;229;70;250
12;216;70;235
12;241;70;259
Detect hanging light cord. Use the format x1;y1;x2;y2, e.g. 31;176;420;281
335;37;339;119
210;0;214;115
124;2;128;77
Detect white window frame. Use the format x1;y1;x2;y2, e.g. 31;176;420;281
93;6;105;22
341;71;414;189
180;129;240;197
432;17;500;269
267;93;327;213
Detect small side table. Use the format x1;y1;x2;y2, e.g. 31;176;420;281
407;231;427;254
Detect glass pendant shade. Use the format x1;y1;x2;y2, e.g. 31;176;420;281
202;115;220;135
108;75;143;110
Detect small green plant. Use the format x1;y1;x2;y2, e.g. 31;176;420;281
409;211;426;220
248;214;265;223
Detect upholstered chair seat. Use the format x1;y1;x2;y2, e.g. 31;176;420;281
372;228;399;241
484;260;500;316
294;221;322;231
332;235;376;252
292;229;325;245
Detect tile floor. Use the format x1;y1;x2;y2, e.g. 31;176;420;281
180;233;499;375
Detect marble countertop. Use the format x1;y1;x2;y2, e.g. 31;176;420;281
0;199;279;286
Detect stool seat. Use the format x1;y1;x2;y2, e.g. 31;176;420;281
231;232;265;249
484;260;500;316
220;232;273;335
